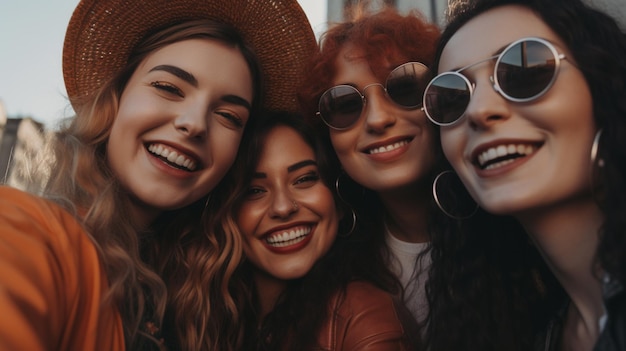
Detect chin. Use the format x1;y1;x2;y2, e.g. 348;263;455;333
478;195;536;217
274;266;313;281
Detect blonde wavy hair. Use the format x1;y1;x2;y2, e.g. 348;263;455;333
42;20;260;350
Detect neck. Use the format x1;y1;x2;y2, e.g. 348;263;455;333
518;197;605;341
379;184;431;243
128;195;160;230
253;269;287;321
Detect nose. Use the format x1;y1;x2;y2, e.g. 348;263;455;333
363;84;397;133
173;104;208;139
268;191;298;219
464;76;511;130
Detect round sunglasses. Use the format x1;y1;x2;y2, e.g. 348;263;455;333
317;62;430;130
423;37;568;126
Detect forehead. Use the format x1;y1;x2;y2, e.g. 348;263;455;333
439;5;565;72
259;126;314;164
332;43;405;83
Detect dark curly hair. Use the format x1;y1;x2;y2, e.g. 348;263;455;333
426;0;626;349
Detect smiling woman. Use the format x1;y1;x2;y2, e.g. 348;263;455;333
107;37;254;226
0;0;326;128
211;111;418;350
0;0;317;350
427;0;626;349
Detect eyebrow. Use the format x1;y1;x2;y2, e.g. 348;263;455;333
287;160;317;172
150;65;252;110
223;95;252;111
150;65;197;86
252;159;317;179
451;44;508;72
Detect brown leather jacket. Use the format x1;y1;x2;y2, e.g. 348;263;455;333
316;281;417;350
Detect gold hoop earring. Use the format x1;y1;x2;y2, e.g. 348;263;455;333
335;173;350;205
590;129;605;169
432;170;478;220
339;208;357;237
590;129;605;204
335;172;366;205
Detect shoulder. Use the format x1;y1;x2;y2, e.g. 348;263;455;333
1;186;62;217
343;281;397;305
0;187;122;350
0;186;82;232
0;186;93;261
327;281;414;350
337;281;401;323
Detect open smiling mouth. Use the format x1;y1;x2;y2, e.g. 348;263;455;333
147;143;198;171
265;225;312;248
367;138;412;155
475;143;540;170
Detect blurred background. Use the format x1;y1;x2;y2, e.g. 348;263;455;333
0;0;448;129
0;0;623;190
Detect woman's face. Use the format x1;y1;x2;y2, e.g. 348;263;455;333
438;5;596;216
327;44;437;194
237;125;339;281
107;38;253;224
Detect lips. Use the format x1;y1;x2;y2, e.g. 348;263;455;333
264;225;312;248
147;143;199;171
364;137;413;155
474;142;540;170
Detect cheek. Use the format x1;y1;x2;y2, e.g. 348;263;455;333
207;129;244;168
106;114;132;175
236;203;264;237
315;192;340;238
329;131;358;171
440;128;466;168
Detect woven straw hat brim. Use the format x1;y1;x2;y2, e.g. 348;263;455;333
63;0;317;113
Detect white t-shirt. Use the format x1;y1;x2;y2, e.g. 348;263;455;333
385;230;431;325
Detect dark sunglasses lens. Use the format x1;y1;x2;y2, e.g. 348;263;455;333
319;86;363;129
386;62;429;107
424;73;471;125
497;40;557;99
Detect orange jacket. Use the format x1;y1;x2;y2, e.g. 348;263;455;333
317;281;416;350
0;186;125;350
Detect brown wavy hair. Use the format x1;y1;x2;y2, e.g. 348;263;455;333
425;0;626;349
43;20;261;350
212;111;416;350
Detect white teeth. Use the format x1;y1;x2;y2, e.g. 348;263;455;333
147;143;197;171
477;143;536;169
369;140;409;155
484;158;516;170
265;226;312;247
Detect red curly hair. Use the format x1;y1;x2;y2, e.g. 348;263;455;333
299;6;441;120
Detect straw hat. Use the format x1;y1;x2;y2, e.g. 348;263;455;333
62;0;317;113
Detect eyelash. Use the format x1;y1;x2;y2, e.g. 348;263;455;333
150;81;183;97
217;111;244;128
294;171;320;185
151;82;244;127
245;187;265;197
243;171;320;199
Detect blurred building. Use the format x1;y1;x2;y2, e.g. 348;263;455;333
325;0;626;29
0;101;48;192
327;0;449;26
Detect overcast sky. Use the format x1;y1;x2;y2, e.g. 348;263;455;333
0;0;327;128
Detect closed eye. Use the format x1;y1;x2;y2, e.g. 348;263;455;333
294;171;320;187
216;111;244;128
151;81;184;97
244;186;266;200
